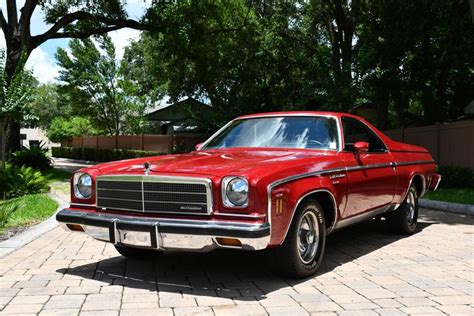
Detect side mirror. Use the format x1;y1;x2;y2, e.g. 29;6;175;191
195;142;204;150
354;141;369;153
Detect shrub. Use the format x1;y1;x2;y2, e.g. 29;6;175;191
9;143;52;170
0;200;24;228
47;116;97;143
51;147;165;162
0;166;49;199
437;165;474;189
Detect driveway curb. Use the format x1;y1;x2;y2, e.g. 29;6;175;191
419;199;474;216
0;192;68;259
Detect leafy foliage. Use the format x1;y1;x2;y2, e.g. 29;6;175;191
0;199;25;229
9;143;52;171
26;84;73;129
56;35;151;136
437;165;474;189
47;116;97;143
123;0;474;131
0;166;49;199
0;50;36;168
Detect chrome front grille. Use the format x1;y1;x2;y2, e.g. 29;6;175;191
96;176;212;215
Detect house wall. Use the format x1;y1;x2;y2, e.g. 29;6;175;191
20;128;59;148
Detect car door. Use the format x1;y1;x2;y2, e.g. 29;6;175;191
340;116;397;218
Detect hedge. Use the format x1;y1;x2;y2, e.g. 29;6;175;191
436;165;474;188
51;147;166;162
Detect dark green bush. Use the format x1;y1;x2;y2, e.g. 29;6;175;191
437;165;474;188
9;146;52;170
0;166;49;199
51;147;165;162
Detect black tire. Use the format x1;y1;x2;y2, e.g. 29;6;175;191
114;245;163;259
269;199;326;278
387;185;418;235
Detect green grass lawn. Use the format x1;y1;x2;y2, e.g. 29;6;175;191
0;194;58;235
423;188;474;205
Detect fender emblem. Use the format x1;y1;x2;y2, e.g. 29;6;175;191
329;173;345;179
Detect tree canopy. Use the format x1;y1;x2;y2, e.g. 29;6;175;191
1;0;154;151
123;0;474;131
56;35;150;136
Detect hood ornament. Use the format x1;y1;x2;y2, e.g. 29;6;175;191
144;162;151;175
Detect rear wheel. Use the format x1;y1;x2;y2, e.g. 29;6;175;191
269;199;326;278
387;185;418;234
114;245;163;259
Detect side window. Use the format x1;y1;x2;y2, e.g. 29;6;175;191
342;117;386;152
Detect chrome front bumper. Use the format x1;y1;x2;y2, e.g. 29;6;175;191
56;209;270;251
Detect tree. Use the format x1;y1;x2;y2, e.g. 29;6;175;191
123;0;322;132
0;0;153;152
305;0;363;111
0;51;35;170
26;83;72;129
56;35;149;135
47;116;96;143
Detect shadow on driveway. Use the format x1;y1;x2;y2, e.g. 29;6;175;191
57;214;443;300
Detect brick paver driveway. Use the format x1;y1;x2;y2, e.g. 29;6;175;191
0;209;472;315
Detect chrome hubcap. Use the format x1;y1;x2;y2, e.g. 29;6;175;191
298;211;319;264
407;191;416;224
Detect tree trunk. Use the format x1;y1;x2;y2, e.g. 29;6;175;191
1;116;8;170
4;38;25;154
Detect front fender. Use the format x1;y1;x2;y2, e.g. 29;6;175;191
268;175;347;246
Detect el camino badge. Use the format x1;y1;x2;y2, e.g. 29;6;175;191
329;173;345;179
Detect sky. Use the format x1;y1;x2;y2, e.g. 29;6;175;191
0;0;149;83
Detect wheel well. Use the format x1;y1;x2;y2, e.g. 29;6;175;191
411;174;425;197
302;191;336;230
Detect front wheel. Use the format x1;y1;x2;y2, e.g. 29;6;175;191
269;199;326;278
387;185;418;234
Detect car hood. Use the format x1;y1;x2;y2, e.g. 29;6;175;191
92;149;335;178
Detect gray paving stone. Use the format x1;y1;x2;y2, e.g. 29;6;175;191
0;208;472;315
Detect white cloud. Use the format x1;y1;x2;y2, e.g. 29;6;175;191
108;28;141;60
25;47;60;83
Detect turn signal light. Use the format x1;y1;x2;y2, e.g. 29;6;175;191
66;224;84;232
216;237;242;247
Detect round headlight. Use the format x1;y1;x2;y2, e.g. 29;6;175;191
75;173;92;199
225;177;248;207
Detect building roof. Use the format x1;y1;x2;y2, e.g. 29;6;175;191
146;98;213;122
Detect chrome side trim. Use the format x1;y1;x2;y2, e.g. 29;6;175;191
333;205;391;231
266;159;435;238
346;163;393;171
396;160;435;167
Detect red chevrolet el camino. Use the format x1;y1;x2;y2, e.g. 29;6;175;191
57;112;441;277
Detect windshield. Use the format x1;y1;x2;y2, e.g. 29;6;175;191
203;116;339;150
